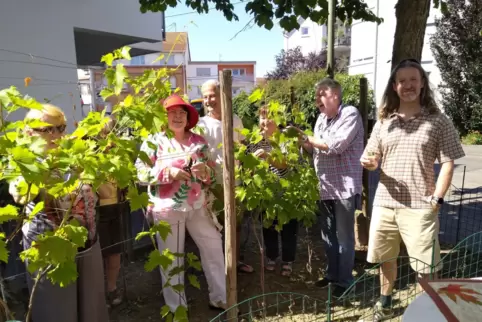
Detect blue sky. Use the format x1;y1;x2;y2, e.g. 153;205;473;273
165;3;284;77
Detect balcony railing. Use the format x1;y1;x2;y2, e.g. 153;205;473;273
232;74;255;83
336;36;351;47
322;36;351;50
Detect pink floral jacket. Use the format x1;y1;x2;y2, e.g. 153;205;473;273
136;132;216;214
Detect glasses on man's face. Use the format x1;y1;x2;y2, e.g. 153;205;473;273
33;124;66;134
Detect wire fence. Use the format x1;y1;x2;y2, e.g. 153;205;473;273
212;231;482;321
0;163;480;321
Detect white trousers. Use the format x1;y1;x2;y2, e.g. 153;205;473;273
155;207;226;312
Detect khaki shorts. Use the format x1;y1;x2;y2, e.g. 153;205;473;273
367;206;441;274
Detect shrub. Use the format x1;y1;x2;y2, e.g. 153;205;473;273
233;70;375;130
461;131;482;145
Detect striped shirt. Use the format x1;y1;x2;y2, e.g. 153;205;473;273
313;105;364;200
245;138;289;178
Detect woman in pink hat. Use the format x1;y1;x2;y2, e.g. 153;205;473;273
135;94;226;313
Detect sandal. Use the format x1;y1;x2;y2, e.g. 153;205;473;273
281;262;293;277
106;288;123;308
265;259;276;272
237;261;254;274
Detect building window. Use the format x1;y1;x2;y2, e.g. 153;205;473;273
131;55;145;65
301;27;309;36
226;68;246;77
196;68;211;77
169;76;177;90
162;55;175;65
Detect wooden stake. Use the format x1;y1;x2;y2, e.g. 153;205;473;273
355;77;370;250
220;70;237;317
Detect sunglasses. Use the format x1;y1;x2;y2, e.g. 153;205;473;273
398;58;421;65
33;124;66;134
183;157;193;175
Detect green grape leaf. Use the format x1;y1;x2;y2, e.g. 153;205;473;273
173;305;188;322
28;201;44;220
135;231;151;241
171;283;184;293
168;265;185;277
36;235;78;264
145;249;174;272
0;233;9;263
58;222;88;248
47;260;78;287
188;274;201;289
127;187;149;211
0;205;19;223
150;220;171;241
101;53;114;66
160;305;171;318
114;64;129;95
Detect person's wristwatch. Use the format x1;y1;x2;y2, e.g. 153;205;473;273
430;195;444;206
301;134;309;143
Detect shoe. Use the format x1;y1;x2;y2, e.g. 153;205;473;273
315;278;334;288
209;301;227;311
265;259;276;272
280;262;293;277
372;301;394;322
331;285;348;298
237;261;254;274
106;288;123;307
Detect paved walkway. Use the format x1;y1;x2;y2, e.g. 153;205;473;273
451;145;482;189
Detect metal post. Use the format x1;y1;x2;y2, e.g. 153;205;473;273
327;0;336;79
455;165;466;243
88;68;96;113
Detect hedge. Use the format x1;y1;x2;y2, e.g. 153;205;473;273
234;70;376;130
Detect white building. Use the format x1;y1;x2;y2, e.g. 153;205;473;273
348;0;441;109
0;0;164;130
283;17;351;59
186;61;257;99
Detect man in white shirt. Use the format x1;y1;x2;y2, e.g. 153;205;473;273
197;79;254;274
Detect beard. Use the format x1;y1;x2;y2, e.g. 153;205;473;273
399;90;419;102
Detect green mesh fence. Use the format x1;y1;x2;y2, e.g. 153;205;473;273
211;231;482;322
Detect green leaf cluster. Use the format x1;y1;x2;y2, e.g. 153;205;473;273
235;92;320;230
0;46;197;316
234;70;375;130
139;0;382;32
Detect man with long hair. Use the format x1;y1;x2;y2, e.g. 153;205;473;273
360;59;465;321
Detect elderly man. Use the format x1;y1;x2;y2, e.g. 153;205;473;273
299;78;364;297
197;79;254;274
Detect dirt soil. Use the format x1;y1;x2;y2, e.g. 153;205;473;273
108;220;385;322
5;220;428;322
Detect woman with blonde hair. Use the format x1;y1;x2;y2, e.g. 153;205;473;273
9;104;108;322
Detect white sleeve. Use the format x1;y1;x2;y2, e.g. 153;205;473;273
233;115;245;142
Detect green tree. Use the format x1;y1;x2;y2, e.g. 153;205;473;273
390;0;449;69
0;47;200;321
430;0;482;136
139;0;382;31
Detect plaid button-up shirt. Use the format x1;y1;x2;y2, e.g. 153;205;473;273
313;105;364;200
365;109;465;209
